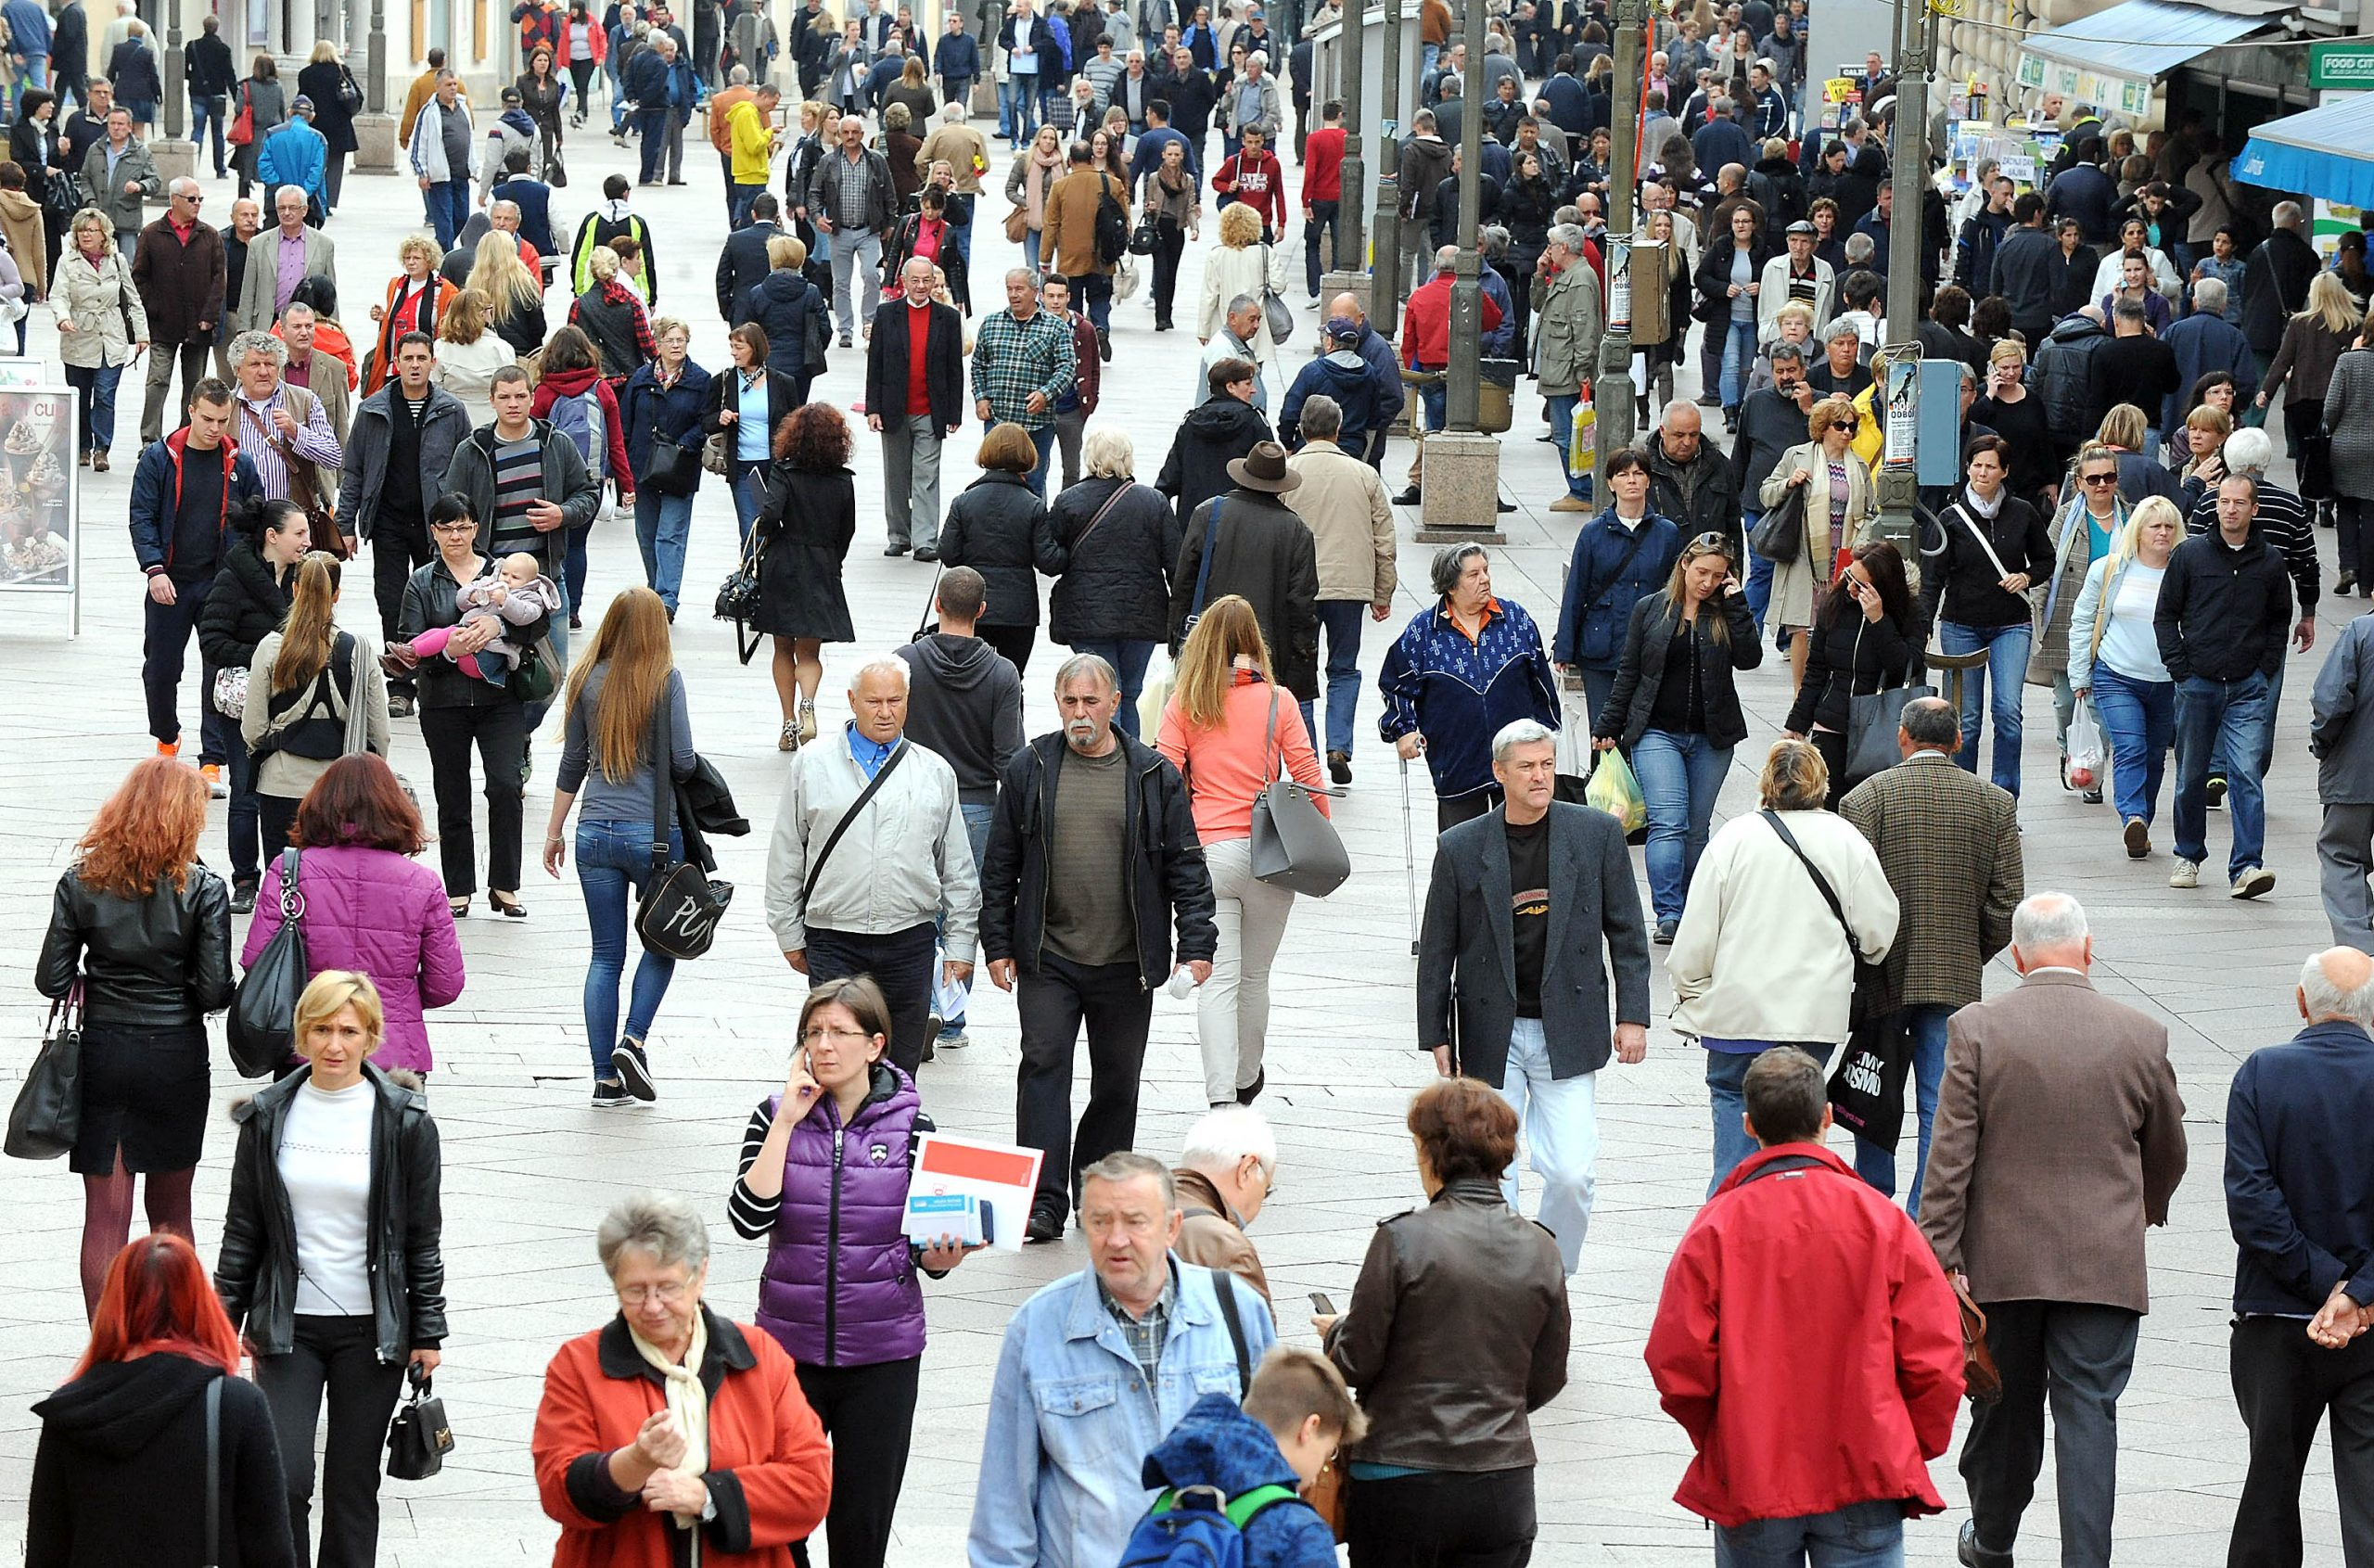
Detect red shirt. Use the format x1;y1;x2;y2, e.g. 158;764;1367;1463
1398;274;1502;369
903;300;934;417
1213;149;1286;233
1302;126;1345;204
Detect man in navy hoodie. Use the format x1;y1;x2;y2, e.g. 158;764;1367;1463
2222;946;2374;1566
1137;1345;1359;1568
1324;289;1403;471
127;379;266;787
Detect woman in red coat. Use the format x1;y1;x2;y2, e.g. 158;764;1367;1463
533;1192;833;1568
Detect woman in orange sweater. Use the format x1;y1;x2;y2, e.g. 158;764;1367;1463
1156;593;1328;1109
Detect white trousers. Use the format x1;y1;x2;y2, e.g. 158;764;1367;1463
1195;835;1296;1105
1489;1016;1600;1274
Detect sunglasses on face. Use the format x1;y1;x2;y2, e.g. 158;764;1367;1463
2082;472;2119;487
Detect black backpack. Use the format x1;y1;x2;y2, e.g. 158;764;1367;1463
1094;177;1129;269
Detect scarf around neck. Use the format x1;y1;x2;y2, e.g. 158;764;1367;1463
1962;482;2006;519
629;1312;711;1531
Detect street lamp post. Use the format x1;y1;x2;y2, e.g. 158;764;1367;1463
1371;0;1403;343
1592;0;1648;477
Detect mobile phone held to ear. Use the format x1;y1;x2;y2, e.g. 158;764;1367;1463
1308;1292;1335;1314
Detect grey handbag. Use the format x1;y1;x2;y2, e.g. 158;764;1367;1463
1247;685;1348;897
1845;681;1934;783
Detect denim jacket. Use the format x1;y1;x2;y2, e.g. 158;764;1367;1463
966;1256;1279;1568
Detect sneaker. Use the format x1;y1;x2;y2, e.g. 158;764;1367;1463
1327;749;1352;785
2231;867;2276;899
2206;773;2227;809
1653;918;1678;945
612;1039;658;1102
2169;858;2201;889
388;689;416;719
199;762;227;797
229;875;260;916
155;738;180;758
2123;816;2150;858
591;1078;633;1108
1549;493;1590;513
937;1026;971;1050
838;332;853;349
2082;785;2103;805
1026;1199;1066;1243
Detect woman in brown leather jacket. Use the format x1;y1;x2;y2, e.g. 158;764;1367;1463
35;759;234;1319
1317;1077;1571;1567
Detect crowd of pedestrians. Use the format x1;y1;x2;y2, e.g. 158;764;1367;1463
10;1;2374;1565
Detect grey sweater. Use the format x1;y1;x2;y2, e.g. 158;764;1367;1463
557;666;696;826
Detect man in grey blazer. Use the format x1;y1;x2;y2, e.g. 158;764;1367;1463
1417;718;1653;1273
2311;609;2374;951
1920;892;2189;1568
229;185;336;339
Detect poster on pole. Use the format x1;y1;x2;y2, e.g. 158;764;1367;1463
0;387;79;598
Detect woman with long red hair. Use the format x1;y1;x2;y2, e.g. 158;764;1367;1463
27;1233;296;1565
35;758;235;1317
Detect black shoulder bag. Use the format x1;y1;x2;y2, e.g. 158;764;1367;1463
201;1376;222;1567
1213;1269;1252;1396
634;697;734;961
1757;809;1913;1151
226;848;307;1077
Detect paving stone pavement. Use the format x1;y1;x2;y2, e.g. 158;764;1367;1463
0;121;2361;1567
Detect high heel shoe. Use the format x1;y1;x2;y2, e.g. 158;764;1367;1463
798;699;818;746
449;897;470;920
780;719;800;751
488;890;528;919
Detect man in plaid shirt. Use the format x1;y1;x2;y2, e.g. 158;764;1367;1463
970;266;1078;497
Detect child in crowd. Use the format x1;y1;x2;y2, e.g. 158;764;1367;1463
1130;1345;1363;1567
400;552;562;685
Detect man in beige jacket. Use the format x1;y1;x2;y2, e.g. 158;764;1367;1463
1171;1106;1275;1305
1285;392;1395;784
916;98;989;193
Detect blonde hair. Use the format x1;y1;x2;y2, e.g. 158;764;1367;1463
2301;271;2367;338
1082;427;1134;478
558;587;677;780
588;244;620;282
2095;402;2148;451
398;232;444;273
270;552;343;694
767;234;809;270
439;287;492;345
2186;402;2232;440
1659;531;1733;645
1242;1345;1370;1449
1172;595;1273;731
2111;495;2183;573
1758;738;1829;811
649;314;689;345
1807;393;1857;441
467;229;540;319
294;970;386;1057
70;207;114;253
1219;201;1263;249
1773;300;1815;334
1988;338;2026;369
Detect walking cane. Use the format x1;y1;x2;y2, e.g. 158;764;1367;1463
1398;754;1420;958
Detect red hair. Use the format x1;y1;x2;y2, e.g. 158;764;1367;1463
291;754;429;855
75;1234;242;1380
74;758;209;900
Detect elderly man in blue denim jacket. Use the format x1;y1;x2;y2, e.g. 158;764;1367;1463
967;1152;1280;1568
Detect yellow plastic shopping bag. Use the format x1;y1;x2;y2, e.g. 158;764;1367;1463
1568;389;1597;475
1583;747;1647;835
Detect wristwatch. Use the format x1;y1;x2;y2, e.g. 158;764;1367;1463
699;1485;718;1523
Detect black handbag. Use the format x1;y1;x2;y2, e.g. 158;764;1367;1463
1748;474;1808;566
336;64;365;113
1127;211;1159;255
6;986;84;1161
632;702;734;961
226;849;306;1078
715;523;767;666
1247;685;1350;897
385;1362;454;1481
642;437;703;497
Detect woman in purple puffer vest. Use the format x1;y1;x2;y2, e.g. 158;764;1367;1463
241;753;466;1075
727;975;980;1568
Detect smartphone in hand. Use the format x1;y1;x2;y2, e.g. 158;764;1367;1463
1308;1292;1336;1314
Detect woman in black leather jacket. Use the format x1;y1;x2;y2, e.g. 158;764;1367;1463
1046;427;1179;734
35;758;233;1318
936;421;1066;674
1783;537;1919;807
1318;1078;1569;1567
214;969;444;1568
198;499;311;913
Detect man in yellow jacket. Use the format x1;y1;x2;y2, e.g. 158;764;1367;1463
727;83;782;229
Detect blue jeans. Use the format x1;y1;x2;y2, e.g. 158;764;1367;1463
985;418;1055;497
2174;671;2270;878
1296;600;1368;756
190;93;228;172
940;800;996;1035
1706;1042;1832;1195
637;107;674;182
1717;316;1759;411
1716;1499;1905;1568
66;362;121;454
563;520;593;619
576;818;682;1078
1940;619;2032;796
2215;656;2285;782
1850;1002;1952;1217
633;489;696;614
2088;662;2174;825
1631;729;1729;924
1003;72;1040;140
730;456;770;543
423;177;470;249
1741;510;1775;631
1068;638;1155;736
1545;392;1591;500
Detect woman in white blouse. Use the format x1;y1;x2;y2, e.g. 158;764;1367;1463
428;287;518;427
2066;495;2183;859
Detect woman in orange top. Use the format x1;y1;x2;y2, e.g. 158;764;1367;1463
364;234;460;392
1155;593;1327;1110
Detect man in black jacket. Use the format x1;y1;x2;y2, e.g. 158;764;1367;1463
1732;339;1813;632
184;11;236;178
2157;473;2295;899
1168;440;1321;702
1647;402;1741;563
2240;201;2323;415
715;191;783;322
981;654;1218;1241
1990;192;2060;345
866;256;965;555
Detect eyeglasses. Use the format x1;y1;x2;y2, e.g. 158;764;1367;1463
431;520;477;535
617;1279;692;1307
1691;531;1729;551
2082;473;2120;487
801;1026;874;1046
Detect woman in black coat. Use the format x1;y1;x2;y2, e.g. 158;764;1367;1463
2046;217;2098;323
294;45;361;212
1782;537;1918;807
1046;428;1179;734
752;402;859;750
197;500;312;911
741;237;827;402
701;323;805;545
28;1233;296;1568
937;421;1066;675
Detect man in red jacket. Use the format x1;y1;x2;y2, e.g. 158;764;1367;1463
1299;97;1344;304
1212;125;1288;241
1646;1047;1965;1564
1395;245;1505;504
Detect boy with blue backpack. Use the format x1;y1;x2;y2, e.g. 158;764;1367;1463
1123;1345;1363;1568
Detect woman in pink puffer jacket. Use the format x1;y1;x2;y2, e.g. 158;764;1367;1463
242;755;466;1073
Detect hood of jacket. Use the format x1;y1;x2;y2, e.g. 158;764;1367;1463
756;267;814;305
2048;312;2105;346
536;363;603;397
32;1353;220;1461
1182;396;1268;442
0;187;42;224
1753;154;1797;178
499;107;538;138
1320;349;1365;376
906;630;1002;692
1142;1391;1303;1496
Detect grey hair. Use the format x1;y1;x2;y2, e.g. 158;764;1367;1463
1227;292;1260;318
1547;222;1587;256
280;300;317;323
1297;393;1342;440
1076;1152;1175;1212
274;183;310;208
1821;319;1861;346
596;1190;711;1277
490;198;521;223
1768;340;1807;364
2299;950;2374;1027
1053;652;1118;695
2192;276;2228;315
169;175;202;199
1179;1106;1277;1177
848;655;912;695
2011;892;2089;954
1082;427;1135;478
1429;542;1488;596
1480;224;1510;259
943;99;966;122
2274;200;2304;228
1246;48;1268;67
729;63;751;83
228;329;288;367
1491;718;1556;763
1434;244;1460;273
2112;299;2146;325
2222;426;2275;475
1900;695;1959;749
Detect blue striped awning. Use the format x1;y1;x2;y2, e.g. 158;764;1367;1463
2236;92;2374;210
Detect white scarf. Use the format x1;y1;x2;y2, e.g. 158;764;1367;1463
1962;482;2006;520
628;1312;711;1535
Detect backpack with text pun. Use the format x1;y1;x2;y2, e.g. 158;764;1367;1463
1117;1483;1301;1568
549;389;606;487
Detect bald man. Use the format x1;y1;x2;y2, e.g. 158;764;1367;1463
1326;289;1403;469
2222;946;2374;1565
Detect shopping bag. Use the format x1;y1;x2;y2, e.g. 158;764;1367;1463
1567;389;1597;475
1582;746;1647;834
2065;697;2105;790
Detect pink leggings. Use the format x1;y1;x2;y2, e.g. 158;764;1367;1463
408;624;485;679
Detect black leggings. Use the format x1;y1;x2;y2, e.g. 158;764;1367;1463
790;1356;921;1568
1150;216;1188;325
568;60;597;115
2340;494;2374;587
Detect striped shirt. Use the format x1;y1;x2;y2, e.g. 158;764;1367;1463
968;306;1077;430
234;388;342;503
723;1094;938;1239
489;436;545;557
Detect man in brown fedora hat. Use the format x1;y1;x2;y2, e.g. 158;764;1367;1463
1168;436;1321;722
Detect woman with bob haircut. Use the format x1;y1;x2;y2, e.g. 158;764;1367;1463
532;1191;832;1567
748;402;859;751
27;1234;297;1566
36;758;234;1315
1757;393;1875;689
242;753;465;1077
934;420;1066;675
1046;426;1180;733
215;970;445;1568
1317;1076;1569;1565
